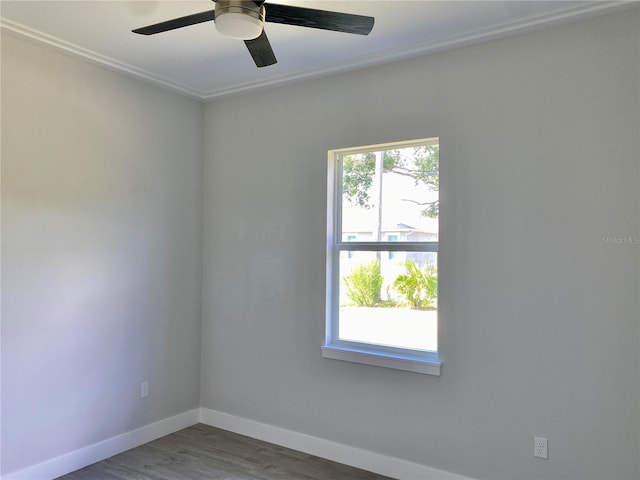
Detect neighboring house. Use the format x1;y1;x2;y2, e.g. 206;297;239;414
342;222;438;265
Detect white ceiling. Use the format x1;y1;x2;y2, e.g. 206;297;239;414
0;1;632;100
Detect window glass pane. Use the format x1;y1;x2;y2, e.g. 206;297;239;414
338;252;438;352
340;145;439;243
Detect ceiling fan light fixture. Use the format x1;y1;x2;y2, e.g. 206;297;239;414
215;0;265;40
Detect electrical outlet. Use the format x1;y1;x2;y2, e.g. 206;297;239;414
534;436;548;459
140;381;149;398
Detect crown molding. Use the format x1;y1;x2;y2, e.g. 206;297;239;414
1;1;634;102
200;0;635;100
0;18;204;100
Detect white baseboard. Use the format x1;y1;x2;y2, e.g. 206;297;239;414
2;408;200;480
3;407;472;480
199;408;473;480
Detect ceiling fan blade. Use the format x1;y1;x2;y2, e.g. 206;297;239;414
264;3;374;35
244;30;277;67
132;10;215;35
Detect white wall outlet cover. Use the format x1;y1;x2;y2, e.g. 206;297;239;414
140;382;149;398
534;436;548;459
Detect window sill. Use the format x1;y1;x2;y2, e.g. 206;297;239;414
321;344;441;376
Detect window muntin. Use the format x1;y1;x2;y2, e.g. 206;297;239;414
325;138;440;374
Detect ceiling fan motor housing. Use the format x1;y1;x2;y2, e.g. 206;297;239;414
215;0;265;40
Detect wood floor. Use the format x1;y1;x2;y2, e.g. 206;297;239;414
56;424;395;480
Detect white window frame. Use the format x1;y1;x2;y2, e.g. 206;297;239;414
323;138;441;375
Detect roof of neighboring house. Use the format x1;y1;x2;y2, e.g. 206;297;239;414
344;221;438;235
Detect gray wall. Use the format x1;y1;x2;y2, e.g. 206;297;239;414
2;7;638;480
1;35;203;474
201;10;639;480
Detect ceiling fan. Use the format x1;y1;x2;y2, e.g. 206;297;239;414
132;0;375;68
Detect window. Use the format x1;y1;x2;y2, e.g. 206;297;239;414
323;138;440;375
346;235;357;259
387;235;398;259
